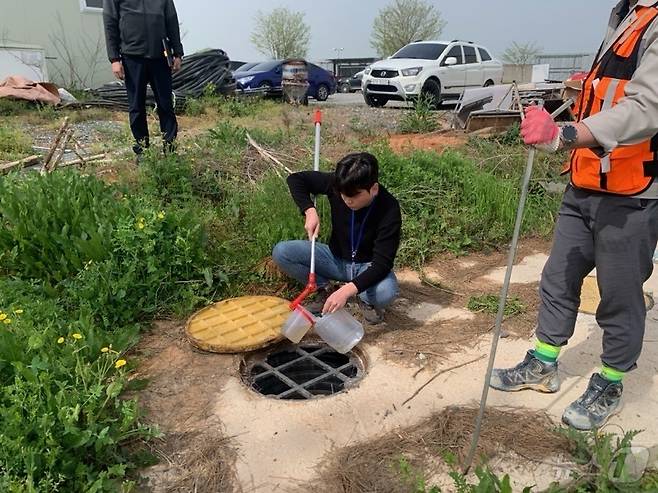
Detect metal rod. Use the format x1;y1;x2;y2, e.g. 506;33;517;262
463;102;565;474
310;111;321;275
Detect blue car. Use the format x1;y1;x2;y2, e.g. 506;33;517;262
234;60;337;101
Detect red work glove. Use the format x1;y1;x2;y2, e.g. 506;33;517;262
520;106;559;145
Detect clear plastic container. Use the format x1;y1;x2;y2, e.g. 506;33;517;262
314;308;364;354
281;306;316;343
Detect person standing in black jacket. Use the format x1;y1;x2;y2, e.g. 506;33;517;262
273;152;402;324
102;0;184;157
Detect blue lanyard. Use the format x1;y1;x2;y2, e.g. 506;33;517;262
350;203;374;277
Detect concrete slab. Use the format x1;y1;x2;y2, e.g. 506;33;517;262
481;253;549;284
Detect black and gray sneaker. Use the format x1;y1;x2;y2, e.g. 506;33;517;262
562;373;623;431
303;288;332;316
360;301;385;325
489;350;560;393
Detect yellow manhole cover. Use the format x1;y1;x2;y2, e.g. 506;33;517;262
579;277;653;315
186;296;291;353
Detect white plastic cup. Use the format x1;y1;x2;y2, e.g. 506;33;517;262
314;308;364;354
281;306;316;343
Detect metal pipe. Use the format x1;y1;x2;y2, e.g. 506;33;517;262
463;102;566;474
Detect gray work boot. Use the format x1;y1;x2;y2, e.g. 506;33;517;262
303;287;332;316
360;301;385;325
489;350;560;393
562;373;623;431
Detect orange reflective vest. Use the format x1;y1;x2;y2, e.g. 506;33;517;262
567;3;658;195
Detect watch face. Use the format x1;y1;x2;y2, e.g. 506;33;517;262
563;125;578;142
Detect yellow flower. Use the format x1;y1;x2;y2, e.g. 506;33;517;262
101;347;109;353
0;313;6;321
3;318;11;325
157;211;166;220
13;309;23;314
115;359;127;369
72;333;83;340
57;337;65;344
137;222;145;230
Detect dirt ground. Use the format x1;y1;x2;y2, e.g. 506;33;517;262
7;101;657;492
134;234;658;492
130;320;240;492
388;131;468;155
133;237;557;492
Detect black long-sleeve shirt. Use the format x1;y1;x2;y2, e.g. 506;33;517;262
103;0;184;62
287;171;402;293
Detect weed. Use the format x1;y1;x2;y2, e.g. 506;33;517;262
0;124;32;161
0;279;155;491
467;294;526;316
373;144;561;266
398;457;441;493
0;169;216;328
184;85;276;119
399;94;439;134
208;121;247;150
0;98;34;117
555;428;657;492
139;150;194;202
0;170;121;283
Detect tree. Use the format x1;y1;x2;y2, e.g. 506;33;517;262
502;42;543;65
250;8;311;59
370;0;447;57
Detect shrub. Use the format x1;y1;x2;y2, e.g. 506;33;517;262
0;279;153;491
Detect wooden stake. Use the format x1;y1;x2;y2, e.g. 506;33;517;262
42;117;70;171
49;130;74;173
0;155;41;175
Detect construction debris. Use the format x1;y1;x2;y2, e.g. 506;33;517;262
86;49;236;112
42;117;70;172
0;75;61;105
454;81;574;133
0;155;41;175
1;117;105;175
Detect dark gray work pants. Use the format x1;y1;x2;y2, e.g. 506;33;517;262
537;185;658;372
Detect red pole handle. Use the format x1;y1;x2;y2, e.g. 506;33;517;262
289;273;317;310
314;109;322;125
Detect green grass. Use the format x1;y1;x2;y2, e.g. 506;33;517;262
399;94;439;134
184;86;280;119
0;124;32;161
0;105;574;490
374;143;561;267
467;294;526;317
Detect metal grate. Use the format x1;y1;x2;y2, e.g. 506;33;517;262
243;343;364;399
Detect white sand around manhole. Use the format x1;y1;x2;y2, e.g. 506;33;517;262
481;253;549;284
209;258;658;492
407;302;475;323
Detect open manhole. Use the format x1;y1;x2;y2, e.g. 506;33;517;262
241;342;365;400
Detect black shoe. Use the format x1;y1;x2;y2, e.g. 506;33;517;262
163;140;177;155
562;373;623;430
489;350;560;393
303;288;332;316
133;139;149;156
359;301;385;324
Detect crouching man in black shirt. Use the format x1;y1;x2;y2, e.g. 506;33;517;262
273;152;402;324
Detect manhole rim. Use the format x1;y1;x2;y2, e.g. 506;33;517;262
239;337;369;401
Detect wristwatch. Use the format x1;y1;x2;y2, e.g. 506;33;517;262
560;124;578;149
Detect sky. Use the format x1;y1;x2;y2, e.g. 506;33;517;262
175;0;620;63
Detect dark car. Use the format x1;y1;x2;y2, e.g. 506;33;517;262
232;61;259;74
234;60;337;101
338;71;364;93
